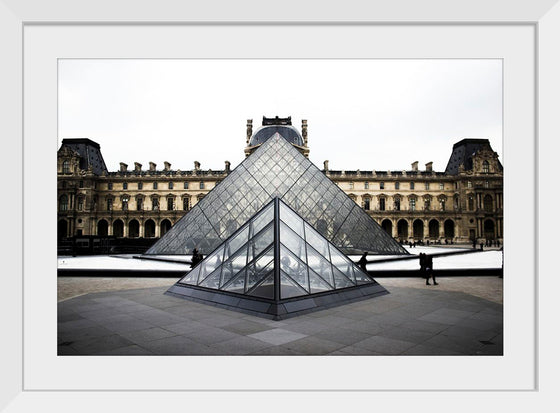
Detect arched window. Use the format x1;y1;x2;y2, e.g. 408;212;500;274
482;160;490;173
62;160;70;174
59;195;68;211
363;196;371;211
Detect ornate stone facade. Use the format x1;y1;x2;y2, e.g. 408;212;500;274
57;120;503;245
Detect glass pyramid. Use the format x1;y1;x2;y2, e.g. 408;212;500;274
166;198;389;319
147;133;407;256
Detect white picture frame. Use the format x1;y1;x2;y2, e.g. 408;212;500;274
2;0;559;410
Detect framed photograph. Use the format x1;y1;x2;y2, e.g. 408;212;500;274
2;0;558;410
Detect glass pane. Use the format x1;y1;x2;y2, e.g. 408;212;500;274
199;266;222;289
224;225;249;260
222;268;246;294
332;267;355;289
304;222;329;259
248;223;274;263
279;245;309;292
305;244;334;287
308;268;334;293
329;245;356;282
354;267;374;285
198;245;225;283
246;259;274;292
280;221;306;262
280;271;308;299
280;202;304;238
178;265;200;286
247;272;275;299
251;199;274;237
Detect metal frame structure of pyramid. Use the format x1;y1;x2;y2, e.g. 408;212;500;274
146;133;408;256
166;198;389;320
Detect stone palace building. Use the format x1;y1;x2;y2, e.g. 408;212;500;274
57;116;503;249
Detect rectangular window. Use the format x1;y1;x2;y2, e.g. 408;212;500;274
395;182;400;190
169;182;173;190
123;182;128;190
183;197;189;211
394;198;401;211
184;182;189;189
153;182;158;190
108;182;113;190
136;198;143;210
199;182;205;189
467;181;472;188
152;198;159;210
364;198;370;210
138;182;143;190
425;182;430;190
410;182;415;190
77;198;83;211
439;183;444;190
379;198;385;211
107;199;113;211
410;199;416;211
364;182;369;189
122;199;128;211
167;198;174;210
380;182;384;190
79;180;84;188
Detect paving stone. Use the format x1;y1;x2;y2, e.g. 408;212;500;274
208;336;273;355
120;327;178;343
221;320;275;335
279;320;331;335
184;326;241;345
58;325;115;343
328;346;386;356
401;343;461;355
353;335;417;355
69;334;135;354
100;318;156;333
58;318;100;332
377;326;435;344
312;327;372;346
96;344;155;355
57;312;84;323
140;335;215;355
280;336;346;355
161;320;208;335
399;320;448;334
248;346;305;355
248;328;308;346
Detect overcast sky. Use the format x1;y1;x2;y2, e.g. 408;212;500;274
58;59;502;173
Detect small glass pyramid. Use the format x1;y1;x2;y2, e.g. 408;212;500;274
167;198;389;319
146;133;408;256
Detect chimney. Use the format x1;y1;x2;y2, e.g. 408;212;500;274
302;119;308;146
149;162;156;171
411;161;418;171
119;162;128;172
134;162;142;172
323;160;329;171
164;161;171;171
194;161;200;171
225;161;231;173
246;119;253;144
425;162;433;172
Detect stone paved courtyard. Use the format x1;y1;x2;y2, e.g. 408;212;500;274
58;276;503;356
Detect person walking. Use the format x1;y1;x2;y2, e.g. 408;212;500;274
358;252;368;272
190;248;202;268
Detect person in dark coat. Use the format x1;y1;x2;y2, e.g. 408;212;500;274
358;252;368;272
190;248;202;268
419;253;428;284
426;254;438;285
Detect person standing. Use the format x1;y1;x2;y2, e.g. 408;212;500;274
426;254;438;285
